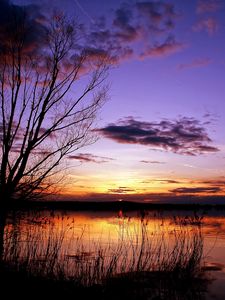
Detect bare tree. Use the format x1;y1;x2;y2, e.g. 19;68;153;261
0;10;110;203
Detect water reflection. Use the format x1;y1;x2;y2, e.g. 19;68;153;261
3;209;225;299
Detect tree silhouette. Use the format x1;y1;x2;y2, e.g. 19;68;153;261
0;10;110;202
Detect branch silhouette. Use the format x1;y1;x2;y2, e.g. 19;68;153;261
0;9;111;202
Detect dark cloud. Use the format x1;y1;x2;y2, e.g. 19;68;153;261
60;192;225;204
113;6;132;29
0;1;183;66
87;1;182;63
0;0;46;55
112;1;177;43
170;187;222;194
140;160;166;164
97;117;219;155
0;0;188;68
136;1;177;30
68;153;114;163
113;6;141;43
86;19;135;64
89;29;112;45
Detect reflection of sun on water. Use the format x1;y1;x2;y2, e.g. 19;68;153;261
5;210;225;292
10;212;205;248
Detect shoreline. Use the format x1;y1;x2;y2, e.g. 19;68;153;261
5;200;225;211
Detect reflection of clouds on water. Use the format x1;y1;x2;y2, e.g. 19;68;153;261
201;217;225;238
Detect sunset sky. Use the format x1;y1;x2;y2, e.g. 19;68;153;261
11;0;225;202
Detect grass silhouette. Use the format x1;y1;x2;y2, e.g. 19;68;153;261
1;211;208;299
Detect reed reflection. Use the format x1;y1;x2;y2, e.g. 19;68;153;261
3;211;205;283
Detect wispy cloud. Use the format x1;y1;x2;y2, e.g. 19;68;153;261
140;37;185;59
200;180;225;187
177;57;212;70
143;179;182;184
97;116;219;155
193;18;219;35
108;186;136;194
170;186;222;194
183;164;198;169
196;0;222;14
140;160;166;164
68;153;114;163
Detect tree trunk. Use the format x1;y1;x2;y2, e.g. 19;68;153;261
0;192;12;262
0;208;7;263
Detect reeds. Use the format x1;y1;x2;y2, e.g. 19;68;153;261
2;211;204;288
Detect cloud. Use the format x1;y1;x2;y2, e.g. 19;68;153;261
0;0;46;55
200;180;225;187
0;0;183;67
83;48;112;61
177;58;212;70
160;179;181;184
135;1;177;30
97;117;219;156
140;160;166;164
193;18;218;35
108;187;136;194
155;179;181;184
140;37;185;59
67;153;114;163
87;1;182;64
143;179;182;184
31;149;51;156
197;0;222;14
112;1;177;43
113;6;141;43
87;19;135;63
170;187;222;194
0;0;184;68
0;123;56;150
60;191;225;204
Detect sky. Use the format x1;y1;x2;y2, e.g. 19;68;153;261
10;0;225;202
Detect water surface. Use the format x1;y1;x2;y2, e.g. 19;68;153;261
4;208;225;299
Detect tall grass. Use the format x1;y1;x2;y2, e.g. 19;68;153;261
2;211;204;287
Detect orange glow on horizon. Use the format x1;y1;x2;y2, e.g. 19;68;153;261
57;175;225;199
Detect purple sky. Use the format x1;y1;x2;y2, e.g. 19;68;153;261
11;0;225;201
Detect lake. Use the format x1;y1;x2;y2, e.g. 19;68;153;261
3;207;225;299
